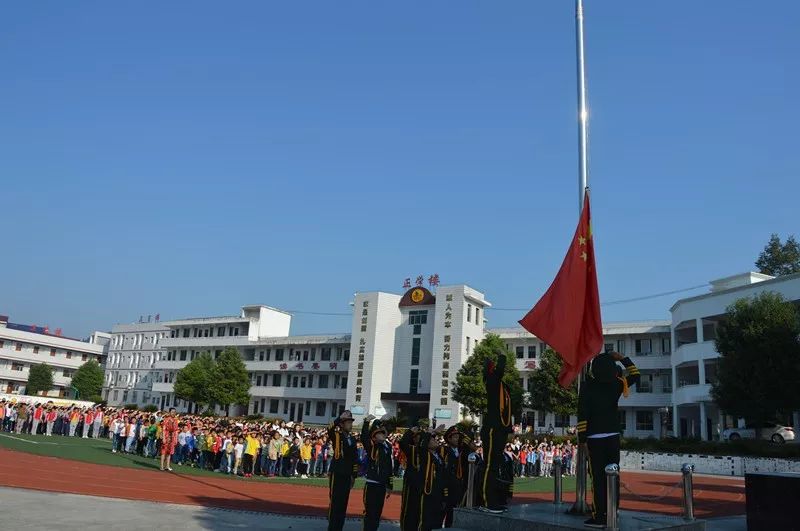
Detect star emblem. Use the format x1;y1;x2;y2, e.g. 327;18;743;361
580;251;588;262
578;236;586;246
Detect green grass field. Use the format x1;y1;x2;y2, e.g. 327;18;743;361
0;432;571;494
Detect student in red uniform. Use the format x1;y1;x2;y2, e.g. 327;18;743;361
31;403;44;436
45;405;57;436
82;409;94;438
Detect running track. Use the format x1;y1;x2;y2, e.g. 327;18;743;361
0;448;744;520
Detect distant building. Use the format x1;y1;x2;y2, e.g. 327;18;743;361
102;321;170;407
0;314;108;398
670;271;800;440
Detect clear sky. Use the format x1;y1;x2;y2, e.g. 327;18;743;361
1;1;798;338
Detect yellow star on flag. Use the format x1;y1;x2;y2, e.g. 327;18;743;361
580;251;588;262
578;235;586;246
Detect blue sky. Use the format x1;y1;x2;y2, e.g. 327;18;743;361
1;1;798;338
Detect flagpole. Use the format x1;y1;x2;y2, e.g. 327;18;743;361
571;0;591;516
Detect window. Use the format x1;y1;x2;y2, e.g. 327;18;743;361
475;308;480;325
275;349;284;361
466;337;470;354
204;328;209;337
467;304;472;322
256;375;262;386
343;348;350;361
318;375;329;388
411;338;421;366
15;343;22;352
555;414;570;428
303;350;309;361
410;369;419;394
81;354;87;361
409;310;428;325
604;343;614;353
62;369;72;377
661;374;672;393
218;327;225;337
638;374;653;393
180;350;187;361
615;340;625;354
272;374;282;386
32;345;39;354
11;362;24;371
113;390;119;401
516;346;524;359
0;340;3;348
183;328;190;338
50;348;55;356
315;401;326;417
527;378;536;393
619;410;627;431
300;376;307;388
537;410;546;427
321;347;331;361
66;351;72;359
283;401;289;415
635;339;652;355
269;399;279;414
528;346;536;358
340;376;347;388
636;411;654;431
334;375;340;388
661;337;671;355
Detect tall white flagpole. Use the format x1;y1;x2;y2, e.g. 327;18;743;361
571;0;591;516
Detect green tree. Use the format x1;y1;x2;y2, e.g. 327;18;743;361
174;352;215;413
209;347;251;416
451;333;524;419
70;360;104;400
526;348;578;418
26;363;54;396
756;233;800;276
712;292;800;438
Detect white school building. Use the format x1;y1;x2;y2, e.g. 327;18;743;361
98;272;800;439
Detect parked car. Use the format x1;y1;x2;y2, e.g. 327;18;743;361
722;422;795;444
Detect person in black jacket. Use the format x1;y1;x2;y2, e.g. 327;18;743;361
327;410;358;531
479;354;513;513
398;425;422;531
577;351;640;529
418;424;448;531
361;414;394;531
440;426;475;527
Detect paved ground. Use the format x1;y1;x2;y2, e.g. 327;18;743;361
0;486;400;530
0;445;746;521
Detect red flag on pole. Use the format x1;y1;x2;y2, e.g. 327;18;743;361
518;191;602;387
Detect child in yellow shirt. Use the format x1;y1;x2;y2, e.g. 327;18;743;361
243;431;261;478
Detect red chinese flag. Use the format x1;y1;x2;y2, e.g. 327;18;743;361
518;192;603;387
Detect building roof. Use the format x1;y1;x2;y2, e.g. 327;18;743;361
488;320;671;339
670;271;800;311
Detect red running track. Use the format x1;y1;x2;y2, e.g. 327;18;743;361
0;448;744;520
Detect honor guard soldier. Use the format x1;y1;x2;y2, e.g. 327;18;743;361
361;414;394;531
327;410;358;531
440;426;475;527
577;351;640;528
398;425;423;531
418;423;448;531
479;354;514;513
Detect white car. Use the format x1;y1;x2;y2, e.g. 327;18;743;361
722;422;796;444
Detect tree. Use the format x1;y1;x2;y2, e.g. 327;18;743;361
756;234;800;276
451;333;524;419
70;360;104;400
26;363;54;396
174;352;215;413
526;348;578;419
209;347;251;416
711;292;800;436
